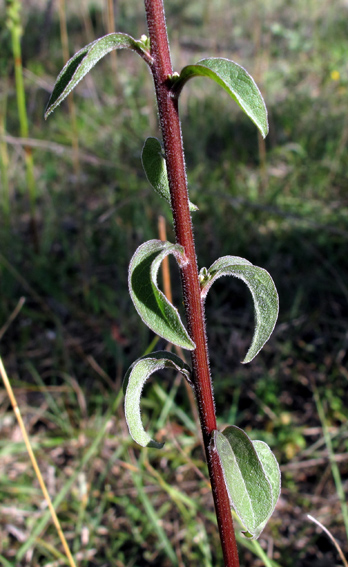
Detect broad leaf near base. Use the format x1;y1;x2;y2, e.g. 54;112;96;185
213;426;281;539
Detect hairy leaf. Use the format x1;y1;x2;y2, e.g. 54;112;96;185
142;137;198;212
45;33;150;118
200;256;278;363
124;351;192;448
213;426;281;539
173;58;268;138
251;440;281;536
129;240;195;350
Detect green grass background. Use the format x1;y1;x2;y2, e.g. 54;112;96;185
0;0;348;565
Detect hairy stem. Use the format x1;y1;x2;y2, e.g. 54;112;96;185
144;1;240;565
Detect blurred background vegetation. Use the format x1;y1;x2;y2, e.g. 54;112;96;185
0;0;348;565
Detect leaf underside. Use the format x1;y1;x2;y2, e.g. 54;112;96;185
142;137;198;212
213;426;281;539
128;239;196;350
174;57;268;138
45;33;147;118
123;351;191;448
200;255;279;363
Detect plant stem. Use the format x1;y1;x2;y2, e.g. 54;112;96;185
144;1;240;565
58;0;80;181
106;0;118;80
7;0;39;250
0;82;10;221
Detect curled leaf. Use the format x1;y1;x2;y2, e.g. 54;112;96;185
200;256;279;363
142;137;198;212
213;426;281;539
172;57;268;138
45;33;151;118
129;240;196;350
124;351;191;448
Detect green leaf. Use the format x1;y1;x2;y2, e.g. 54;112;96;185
45;33;150;118
200;256;278;363
123;351;192;448
213;426;281;539
142;137;198;212
129;239;196;350
173;58;268;138
251;440;281;536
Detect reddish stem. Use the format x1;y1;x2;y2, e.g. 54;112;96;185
144;1;240;565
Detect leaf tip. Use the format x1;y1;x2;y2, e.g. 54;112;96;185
189;202;199;212
260;121;269;140
241;353;253;364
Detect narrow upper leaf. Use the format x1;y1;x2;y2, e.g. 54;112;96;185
173;58;268;138
213;426;281;539
142;137;198;212
124;351;192;448
129;239;196;350
45;33;151;118
200;256;278;363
